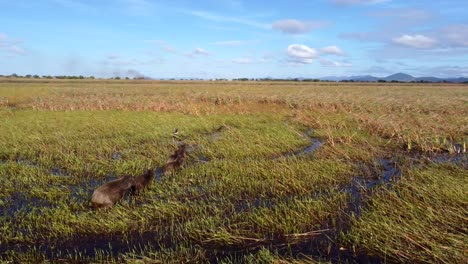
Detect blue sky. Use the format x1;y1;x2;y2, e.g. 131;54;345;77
1;0;467;78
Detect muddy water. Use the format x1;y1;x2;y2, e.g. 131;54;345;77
0;192;55;218
413;152;468;168
51;167;70;177
274;129;323;159
225;157;401;263
279;138;323;159
69;176;116;203
154;167;165;181
0;231;170;261
205;125;227;141
343;159;401;217
111;151;123;160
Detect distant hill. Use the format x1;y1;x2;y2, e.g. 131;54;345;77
319;73;468;83
384;73;414;82
353;75;379;82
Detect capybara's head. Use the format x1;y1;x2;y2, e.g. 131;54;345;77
177;143;186;155
144;169;154;180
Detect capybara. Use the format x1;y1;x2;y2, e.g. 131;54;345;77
132;169;154;192
91;175;135;209
164;143;186;173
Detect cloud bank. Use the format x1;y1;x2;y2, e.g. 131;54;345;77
287;44;318;64
392;34;437;49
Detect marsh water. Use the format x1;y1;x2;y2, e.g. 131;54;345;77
0;127;466;262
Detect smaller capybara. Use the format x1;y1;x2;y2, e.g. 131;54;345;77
164;143;186;173
91;175;135;209
132;169;154;192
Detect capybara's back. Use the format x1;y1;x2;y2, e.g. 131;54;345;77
133;169;154;191
91;175;135;209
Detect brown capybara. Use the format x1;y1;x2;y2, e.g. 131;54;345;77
91;175;135;209
164;143;186;173
132;169;154;192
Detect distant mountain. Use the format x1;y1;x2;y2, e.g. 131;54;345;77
445;77;468;83
384;73;414;82
415;76;441;82
320;75;378;82
319;73;468;83
353;75;379;82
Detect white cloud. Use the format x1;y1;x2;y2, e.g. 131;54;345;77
408;65;468;78
286;44;352;66
0;33;26;56
162;45;177;53
343;24;468;52
319;58;352;67
287;44;318;64
147;40;178;53
340;31;375;42
339;8;433;43
193;48;209;55
106;54;120;60
272;19;327;34
392;34;437;49
442;24;468;47
370;9;431;21
147;40;210;58
428;66;468;78
186;48;210;57
320;45;346;56
6;46;26;55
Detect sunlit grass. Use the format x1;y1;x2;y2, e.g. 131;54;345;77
348;165;468;263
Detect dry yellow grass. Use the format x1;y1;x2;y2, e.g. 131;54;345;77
2;79;466;153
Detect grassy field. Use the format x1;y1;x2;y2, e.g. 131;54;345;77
0;78;467;263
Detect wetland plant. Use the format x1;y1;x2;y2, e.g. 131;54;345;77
91;175;135;209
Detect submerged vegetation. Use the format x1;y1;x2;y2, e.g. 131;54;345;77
0;79;466;263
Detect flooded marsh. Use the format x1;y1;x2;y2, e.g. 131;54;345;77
0;79;467;263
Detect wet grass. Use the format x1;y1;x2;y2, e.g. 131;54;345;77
348;164;468;263
0;79;467;262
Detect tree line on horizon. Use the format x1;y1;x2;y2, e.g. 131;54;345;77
0;73;147;80
0;74;466;83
